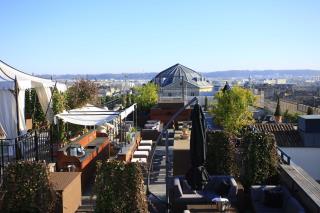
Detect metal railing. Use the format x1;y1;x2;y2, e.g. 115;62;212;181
146;97;198;211
0;128;53;181
277;146;291;165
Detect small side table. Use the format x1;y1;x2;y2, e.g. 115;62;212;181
212;197;230;212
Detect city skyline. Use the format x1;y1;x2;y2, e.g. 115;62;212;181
1;0;320;74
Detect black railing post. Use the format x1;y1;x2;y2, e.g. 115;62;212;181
35;130;39;161
15;137;20;160
50;126;54;162
1;139;4;181
165;130;170;213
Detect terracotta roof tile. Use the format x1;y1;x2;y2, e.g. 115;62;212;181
253;123;303;147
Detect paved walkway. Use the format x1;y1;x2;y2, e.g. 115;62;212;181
147;129;174;212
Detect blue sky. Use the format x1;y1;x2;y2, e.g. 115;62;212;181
1;0;319;74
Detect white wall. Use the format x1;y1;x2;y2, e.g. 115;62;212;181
281;147;320;180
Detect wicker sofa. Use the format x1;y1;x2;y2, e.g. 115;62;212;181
251;185;305;213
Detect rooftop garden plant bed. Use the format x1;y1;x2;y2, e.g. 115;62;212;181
94;160;148;213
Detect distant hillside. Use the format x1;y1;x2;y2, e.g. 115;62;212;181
38;73;157;80
202;70;320;78
38;69;320;80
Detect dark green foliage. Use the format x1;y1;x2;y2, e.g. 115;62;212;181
94;160;148;213
121;94;127;108
52;89;67;143
206;131;238;176
24;89;46;127
274;97;281;116
307;107;314;115
126;93;132;107
52;89;66;115
242;131;279;189
25;89;32;118
204;96;208;111
283;110;299;123
2;161;56;213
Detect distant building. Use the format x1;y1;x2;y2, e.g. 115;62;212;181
263;78;287;85
151;63;213;105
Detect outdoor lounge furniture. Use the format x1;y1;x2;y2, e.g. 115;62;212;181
172;176;238;212
133;150;149;158
137;145;152;151
140;140;153;146
251;185;305;213
131;157;147;163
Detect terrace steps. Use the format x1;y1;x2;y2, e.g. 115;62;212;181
76;195;96;212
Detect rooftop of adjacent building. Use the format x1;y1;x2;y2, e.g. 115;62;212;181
152;63;212;88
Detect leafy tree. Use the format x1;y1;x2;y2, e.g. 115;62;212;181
52;89;67;143
210;86;255;135
133;83;158;112
121;94;126;108
307;106;314;115
24;89;45;127
25;89;32;118
283;110;299;123
126;93;132;107
274;96;281;116
204;96;208;111
65;79;98;109
52;89;66;115
2;161;56;212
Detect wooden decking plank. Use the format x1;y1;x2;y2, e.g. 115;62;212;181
281;164;320;205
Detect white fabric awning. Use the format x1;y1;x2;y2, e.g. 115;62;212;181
120;103;136;119
0;60;67;138
0;60;54;87
55;104;136;126
55;104;119;126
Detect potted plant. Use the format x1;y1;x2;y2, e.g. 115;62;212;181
181;127;190;139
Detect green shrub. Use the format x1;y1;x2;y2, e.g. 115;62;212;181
242;131;279;189
206;131;238;176
2;161;56;213
94;160;147;213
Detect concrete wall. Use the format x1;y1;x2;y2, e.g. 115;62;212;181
281;147;320;180
264;99;320;115
300;132;320;147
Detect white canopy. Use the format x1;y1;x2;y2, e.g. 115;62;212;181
120;103;136;120
0;60;66;139
55;104;136;126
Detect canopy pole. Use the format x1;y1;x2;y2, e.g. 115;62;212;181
44;81;57;121
14;76;20;136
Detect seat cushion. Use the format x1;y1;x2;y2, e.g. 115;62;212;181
263;187;283;208
283;197;305;213
216;180;231;197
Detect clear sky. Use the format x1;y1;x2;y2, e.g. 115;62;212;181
1;0;320;74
